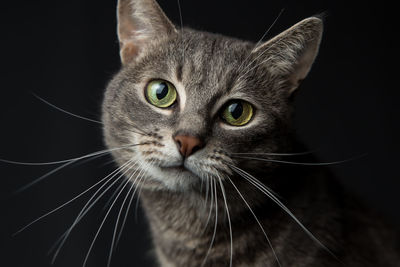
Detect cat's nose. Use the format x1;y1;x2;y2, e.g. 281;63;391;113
174;135;204;158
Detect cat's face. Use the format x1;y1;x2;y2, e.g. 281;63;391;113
102;0;322;191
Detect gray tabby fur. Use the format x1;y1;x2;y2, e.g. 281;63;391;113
102;0;399;266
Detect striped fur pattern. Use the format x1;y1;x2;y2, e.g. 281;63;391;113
102;0;399;266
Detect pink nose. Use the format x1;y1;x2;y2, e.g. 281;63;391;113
174;135;204;157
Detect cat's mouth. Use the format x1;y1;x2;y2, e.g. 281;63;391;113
163;165;186;172
159;163;199;177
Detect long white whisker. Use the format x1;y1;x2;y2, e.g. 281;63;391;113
115;175;142;246
204;175;210;209
123;122;149;136
217;175;233;267
2;143;145;166
16;161;76;194
134;173;148;222
201;179;218;267
254;8;285;48
50;159;137;263
45;160;130;257
48;160;133;256
202;175;214;234
236;45;275;82
225;175;281;267
231;155;366;166
34;91;148;137
109;160;152;265
107;170;145;267
107;181;135;267
177;0;185;62
236;8;285;72
102;178;126;212
32;93;103;125
230;150;316;156
82;171;135;267
11;144;146;194
228;164;339;261
202;175;209;214
13;164;123;236
126;162;150;230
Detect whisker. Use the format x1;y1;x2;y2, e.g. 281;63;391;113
230;150;316;157
202;175;214;234
1;143;145;166
108;161;152;266
11;144;147;194
201;179;218;267
124;127;149;137
203;175;210;213
47;159;133;257
100;157;122;167
231;154;367;166
134;173;148;222
82;171;134;267
102;178;126;212
224;175;281;267
235;45;275;81
107;181;136;267
16;160;76;194
177;0;185;63
236;8;285;73
32;93;102;125
254;8;285;48
50;159;137;263
235;7;287;83
115;175;142;246
68;153;109;169
200;175;205;195
228;164;340;261
123;121;151;136
117;162;149;243
13;164;123;236
217;175;233;267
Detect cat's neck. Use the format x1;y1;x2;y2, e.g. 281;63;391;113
140;187;272;266
139;167;316;266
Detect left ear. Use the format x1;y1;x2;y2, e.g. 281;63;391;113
252;17;323;94
117;0;177;65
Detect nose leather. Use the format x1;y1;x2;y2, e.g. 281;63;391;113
174;135;204;157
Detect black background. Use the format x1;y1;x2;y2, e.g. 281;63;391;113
0;0;398;266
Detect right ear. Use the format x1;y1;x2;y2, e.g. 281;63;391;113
117;0;177;65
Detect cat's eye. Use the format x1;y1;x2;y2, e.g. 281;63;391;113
146;80;177;108
221;100;254;126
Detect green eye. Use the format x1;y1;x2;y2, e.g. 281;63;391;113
221;100;254;126
146;80;177;108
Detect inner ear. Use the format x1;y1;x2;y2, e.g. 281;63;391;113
117;0;177;65
252;17;323;95
287;35;322;94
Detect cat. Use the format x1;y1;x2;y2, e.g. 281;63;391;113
102;0;400;266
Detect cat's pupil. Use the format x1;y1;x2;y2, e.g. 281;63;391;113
229;102;243;119
155;82;169;99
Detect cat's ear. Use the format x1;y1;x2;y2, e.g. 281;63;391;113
117;0;177;65
253;17;323;95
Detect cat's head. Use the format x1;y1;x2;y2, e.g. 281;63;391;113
102;0;323;191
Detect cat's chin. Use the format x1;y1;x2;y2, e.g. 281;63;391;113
160;165;187;173
144;163;204;191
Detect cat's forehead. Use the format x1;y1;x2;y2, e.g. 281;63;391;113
169;30;255;105
126;29;276;112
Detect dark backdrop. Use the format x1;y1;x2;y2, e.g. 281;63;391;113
0;0;398;266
